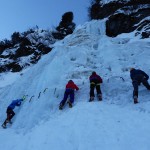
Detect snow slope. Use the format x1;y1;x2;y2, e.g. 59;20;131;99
0;20;150;150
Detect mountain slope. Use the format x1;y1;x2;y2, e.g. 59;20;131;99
0;20;150;150
1;103;150;150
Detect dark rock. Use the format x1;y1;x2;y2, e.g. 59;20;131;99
4;62;22;72
106;13;135;37
30;55;41;64
89;0;150;37
141;31;150;39
0;66;6;73
106;6;150;36
37;43;52;54
20;37;32;47
15;46;35;58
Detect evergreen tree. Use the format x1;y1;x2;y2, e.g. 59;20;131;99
88;0;101;20
11;32;22;44
53;11;76;39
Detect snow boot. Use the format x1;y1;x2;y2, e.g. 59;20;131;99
134;96;138;104
59;104;64;110
67;101;72;108
97;94;102;101
2;123;6;129
89;96;94;102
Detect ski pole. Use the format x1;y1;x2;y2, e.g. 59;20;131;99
120;77;125;82
43;88;48;93
38;92;41;99
54;88;57;95
29;96;34;102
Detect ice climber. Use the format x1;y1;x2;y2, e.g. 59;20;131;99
130;68;150;104
2;98;24;128
89;71;103;101
59;80;79;110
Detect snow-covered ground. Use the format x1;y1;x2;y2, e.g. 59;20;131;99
0;20;150;150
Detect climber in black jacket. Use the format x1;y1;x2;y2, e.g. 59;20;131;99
130;68;150;104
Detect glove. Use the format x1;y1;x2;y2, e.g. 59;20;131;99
22;95;27;101
143;76;148;81
76;88;79;91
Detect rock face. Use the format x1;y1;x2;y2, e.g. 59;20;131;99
0;12;77;74
0;29;55;73
90;0;150;38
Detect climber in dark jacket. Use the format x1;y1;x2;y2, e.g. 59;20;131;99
89;71;103;101
2;99;23;128
130;68;150;104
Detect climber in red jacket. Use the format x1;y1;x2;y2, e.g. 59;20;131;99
59;80;79;109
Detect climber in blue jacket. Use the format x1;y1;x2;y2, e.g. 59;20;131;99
2;99;24;128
